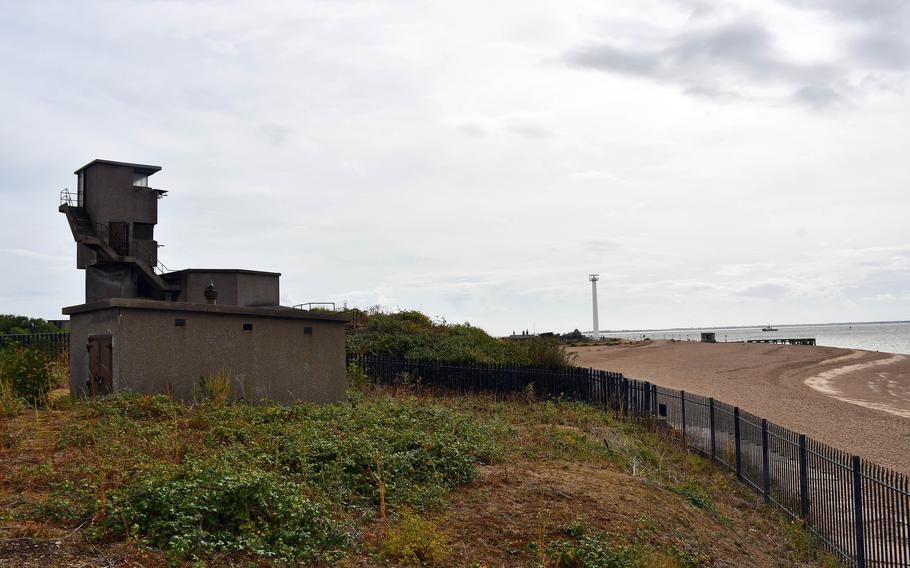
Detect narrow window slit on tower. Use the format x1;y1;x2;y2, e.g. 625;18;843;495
243;323;253;332
304;327;313;334
174;318;186;327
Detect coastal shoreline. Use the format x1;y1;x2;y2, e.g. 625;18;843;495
572;340;910;474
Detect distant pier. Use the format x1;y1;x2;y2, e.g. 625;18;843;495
746;337;816;346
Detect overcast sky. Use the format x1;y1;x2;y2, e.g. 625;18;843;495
2;0;909;335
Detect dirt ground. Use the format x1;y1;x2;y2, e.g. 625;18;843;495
572;341;910;474
438;460;809;568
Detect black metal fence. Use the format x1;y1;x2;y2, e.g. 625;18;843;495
350;355;910;568
0;332;70;356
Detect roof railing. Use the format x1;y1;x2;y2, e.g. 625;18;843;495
59;188;77;207
293;302;337;311
132;240;175;275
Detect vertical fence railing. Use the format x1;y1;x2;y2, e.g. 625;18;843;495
350;354;910;567
0;332;70;355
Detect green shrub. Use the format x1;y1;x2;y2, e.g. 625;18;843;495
0;346;51;407
194;369;232;405
42;393;497;562
203;398;498;510
547;521;641;568
0;314;61;334
345;309;572;365
347;361;369;389
103;461;351;562
0;376;21;417
380;509;448;564
669;482;716;514
521;336;573;367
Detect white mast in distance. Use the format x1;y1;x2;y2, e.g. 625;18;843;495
589;274;600;340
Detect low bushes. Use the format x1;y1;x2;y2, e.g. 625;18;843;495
47;394;497;562
0;345;53;409
345;309;573;366
103;463;351;562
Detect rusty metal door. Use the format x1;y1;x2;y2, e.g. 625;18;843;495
109;221;129;256
87;335;113;396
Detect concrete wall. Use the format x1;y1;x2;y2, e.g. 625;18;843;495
76;243;97;269
68;307;121;396
169;271;280;306
86;264;137;302
236;272;280;306
67;303;347;403
83;162;158;230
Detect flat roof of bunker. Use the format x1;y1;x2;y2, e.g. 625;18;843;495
63;298;350;323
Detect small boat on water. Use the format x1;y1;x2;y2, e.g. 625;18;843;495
762;324;779;332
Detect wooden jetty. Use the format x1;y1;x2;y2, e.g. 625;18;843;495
746;338;816;346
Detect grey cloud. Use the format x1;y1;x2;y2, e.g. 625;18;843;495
682;85;744;102
565;6;910;107
457;123;487;137
739;282;791;298
506;121;554;138
258;124;291;147
792;84;843;108
565;19;843;106
582;238;621;251
851;33;910;71
567;44;661;75
785;0;907;22
786;0;910;71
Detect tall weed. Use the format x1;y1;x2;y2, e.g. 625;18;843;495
0;346;51;407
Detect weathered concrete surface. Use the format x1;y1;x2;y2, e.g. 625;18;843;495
65;299;349;403
79;160;159;228
165;269;280;307
85;264;137;302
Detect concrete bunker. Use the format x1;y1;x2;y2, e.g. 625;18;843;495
60;159;348;403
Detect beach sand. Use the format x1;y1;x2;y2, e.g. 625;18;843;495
572;340;910;474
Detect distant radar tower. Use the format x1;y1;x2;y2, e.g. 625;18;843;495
589;274;600;340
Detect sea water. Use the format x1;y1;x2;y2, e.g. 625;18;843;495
601;321;910;355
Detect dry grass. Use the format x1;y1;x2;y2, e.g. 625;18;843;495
0;386;838;567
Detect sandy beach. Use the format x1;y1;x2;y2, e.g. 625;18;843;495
572;340;910;474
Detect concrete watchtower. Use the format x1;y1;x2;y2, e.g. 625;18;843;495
60;159;179;302
59;159;350;403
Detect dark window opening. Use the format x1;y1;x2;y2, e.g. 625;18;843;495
243;323;253;332
175;318;186;327
134;222;155;240
304;327;313;334
658;403;668;418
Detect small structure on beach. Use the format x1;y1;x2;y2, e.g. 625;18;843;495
59;159;348;403
747;337;816;346
701;332;716;343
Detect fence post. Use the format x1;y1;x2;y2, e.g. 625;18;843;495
734;407;742;481
623;378;629;418
799;434;809;520
709;398;716;463
680;390;687;445
643;381;650;415
761;419;770;504
852;455;866;568
651;384;657;417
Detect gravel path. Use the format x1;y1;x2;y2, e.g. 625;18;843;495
572;341;910;474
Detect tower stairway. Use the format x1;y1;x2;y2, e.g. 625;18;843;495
59;201;180;300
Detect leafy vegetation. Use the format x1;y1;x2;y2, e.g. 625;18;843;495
380;509;449;564
10;392;496;563
0;364;836;566
0;345;65;409
345;308;571;366
103;462;350;562
0;314;62;335
546;520;644;568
